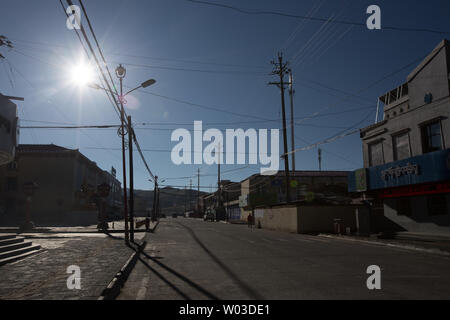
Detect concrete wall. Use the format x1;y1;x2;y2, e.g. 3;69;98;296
253;205;358;234
298;206;358;234
255;206;298;233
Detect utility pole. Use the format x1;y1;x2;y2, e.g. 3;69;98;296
269;52;291;203
152;176;158;222
217;143;222;207
197;168;200;213
288;69;296;173
189;179;192;212
127;115;134;242
318;148;322;171
184;185;187;215
156;187;160;221
116;64;129;244
146;179;152;230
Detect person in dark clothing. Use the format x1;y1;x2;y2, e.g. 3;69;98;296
247;213;253;228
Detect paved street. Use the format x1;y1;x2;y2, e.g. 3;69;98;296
119;218;450;300
0;227;145;300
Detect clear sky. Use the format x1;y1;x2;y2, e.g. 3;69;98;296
1;0;449;191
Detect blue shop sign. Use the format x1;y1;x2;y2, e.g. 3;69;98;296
349;148;450;192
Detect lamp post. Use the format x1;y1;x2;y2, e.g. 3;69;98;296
114;64;130;244
88;65;156;244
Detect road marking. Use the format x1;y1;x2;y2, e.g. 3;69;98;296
248;240;256;244
277;238;289;242
261;238;274;243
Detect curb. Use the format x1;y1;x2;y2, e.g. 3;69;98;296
318;234;450;258
98;238;148;300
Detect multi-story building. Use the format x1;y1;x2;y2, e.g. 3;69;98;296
349;39;450;234
222;181;241;221
240;170;351;221
0;144;122;226
0;94;19;166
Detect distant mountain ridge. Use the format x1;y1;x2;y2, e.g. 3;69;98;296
133;187;209;216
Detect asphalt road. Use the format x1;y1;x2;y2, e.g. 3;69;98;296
118;218;450;300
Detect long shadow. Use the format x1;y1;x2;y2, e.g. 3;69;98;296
141;251;219;300
103;231;124;241
137;257;191;300
176;221;264;300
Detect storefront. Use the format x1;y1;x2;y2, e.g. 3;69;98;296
349;148;450;234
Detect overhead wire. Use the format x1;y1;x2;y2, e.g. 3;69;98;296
185;0;450;35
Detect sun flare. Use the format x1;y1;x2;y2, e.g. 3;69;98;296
70;62;95;86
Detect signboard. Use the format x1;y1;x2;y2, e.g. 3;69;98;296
239;194;248;208
354;168;368;192
349;149;450;192
381;163;419;181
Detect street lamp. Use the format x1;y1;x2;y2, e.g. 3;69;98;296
88;79;156;103
87;64;156;243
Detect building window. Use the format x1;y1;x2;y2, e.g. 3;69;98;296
396;198;411;216
6;177;17;191
393;132;411;161
421;121;443;154
427;195;448;216
369;141;384;167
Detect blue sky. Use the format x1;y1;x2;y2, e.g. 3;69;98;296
1;0;449;191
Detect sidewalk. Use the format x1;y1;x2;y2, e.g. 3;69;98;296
319;231;450;256
0;222;157;300
0;219;158;234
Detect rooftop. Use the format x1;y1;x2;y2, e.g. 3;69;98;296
17;144;75;153
241;170;349;182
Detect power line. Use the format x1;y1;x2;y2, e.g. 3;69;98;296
10;39;420;126
19;106;374;128
112;61;266;76
70;0;156;181
284;110;373;157
10;42;265;77
128;86;273;121
9;38;266;70
58;1;121;120
163;165;251;181
131;127;156;180
186;0;450;35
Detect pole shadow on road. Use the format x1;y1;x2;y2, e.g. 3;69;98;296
175;221;264;300
141;251;219;300
138;256;193;300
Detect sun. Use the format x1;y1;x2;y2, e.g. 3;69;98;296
70;61;95;86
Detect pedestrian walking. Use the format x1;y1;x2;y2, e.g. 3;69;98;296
247;213;253;229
